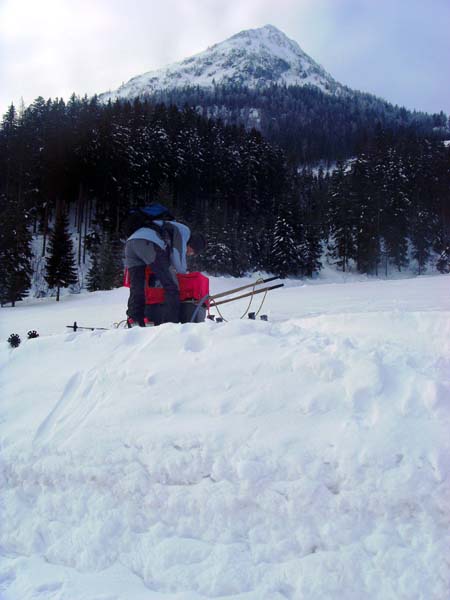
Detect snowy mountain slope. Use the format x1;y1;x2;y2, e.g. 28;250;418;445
1;274;450;599
100;25;340;103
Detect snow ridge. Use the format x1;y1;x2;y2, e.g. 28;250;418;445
100;25;339;102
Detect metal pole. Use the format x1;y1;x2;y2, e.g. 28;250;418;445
209;276;279;301
211;283;284;307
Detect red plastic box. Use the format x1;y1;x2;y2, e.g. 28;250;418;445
124;268;209;306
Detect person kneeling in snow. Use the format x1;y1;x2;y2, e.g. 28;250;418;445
124;207;205;327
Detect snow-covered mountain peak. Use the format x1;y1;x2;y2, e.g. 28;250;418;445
100;25;340;102
227;24;304;54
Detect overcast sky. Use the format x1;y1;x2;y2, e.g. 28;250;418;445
1;0;449;117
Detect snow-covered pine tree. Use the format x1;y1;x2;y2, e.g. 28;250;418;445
428;140;450;273
198;219;233;276
435;244;450;273
326;161;355;272
229;219;255;277
299;225;322;277
380;147;409;273
45;212;78;300
351;155;381;274
254;224;272;273
206;239;233;276
410;205;435;275
407;140;435;275
271;199;300;278
86;245;101;291
296;169;323;277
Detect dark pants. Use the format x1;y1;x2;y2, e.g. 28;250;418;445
127;244;180;325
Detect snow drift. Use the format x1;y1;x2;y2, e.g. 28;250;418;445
1;274;450;599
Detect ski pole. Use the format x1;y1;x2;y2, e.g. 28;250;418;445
66;321;109;332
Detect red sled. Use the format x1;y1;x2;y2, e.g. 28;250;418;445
123;268;209;323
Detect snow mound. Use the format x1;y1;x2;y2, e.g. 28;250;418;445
1;275;450;599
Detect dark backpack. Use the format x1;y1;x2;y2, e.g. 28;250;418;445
122;203;175;238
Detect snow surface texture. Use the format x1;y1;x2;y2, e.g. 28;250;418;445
100;25;339;103
1;274;450;599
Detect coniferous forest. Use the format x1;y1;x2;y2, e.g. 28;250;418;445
0;90;449;304
149;83;449;162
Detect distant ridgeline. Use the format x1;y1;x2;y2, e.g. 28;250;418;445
145;83;449;163
0;94;449;305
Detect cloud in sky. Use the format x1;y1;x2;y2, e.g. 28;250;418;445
0;0;449;116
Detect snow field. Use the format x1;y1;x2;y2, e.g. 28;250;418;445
1;275;450;599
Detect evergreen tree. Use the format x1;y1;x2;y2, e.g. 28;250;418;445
254;220;274;274
0;195;32;306
351;155;381;274
45;213;78;300
407;140;434;274
327;162;355;272
86;233;124;291
435;244;450;274
410;205;434;275
429;141;450;273
0;105;19;197
201;237;233;276
380;148;409;273
296;169;322;276
86;244;101;291
299;218;323;277
271;199;300;278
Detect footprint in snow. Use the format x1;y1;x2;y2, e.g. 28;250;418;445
183;333;206;353
147;373;158;385
0;567;16;591
34;581;63;597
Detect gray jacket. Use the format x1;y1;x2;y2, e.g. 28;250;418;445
127;220;191;273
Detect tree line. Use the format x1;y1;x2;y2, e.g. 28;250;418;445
0;94;449;305
148;83;449;163
324;130;450;276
